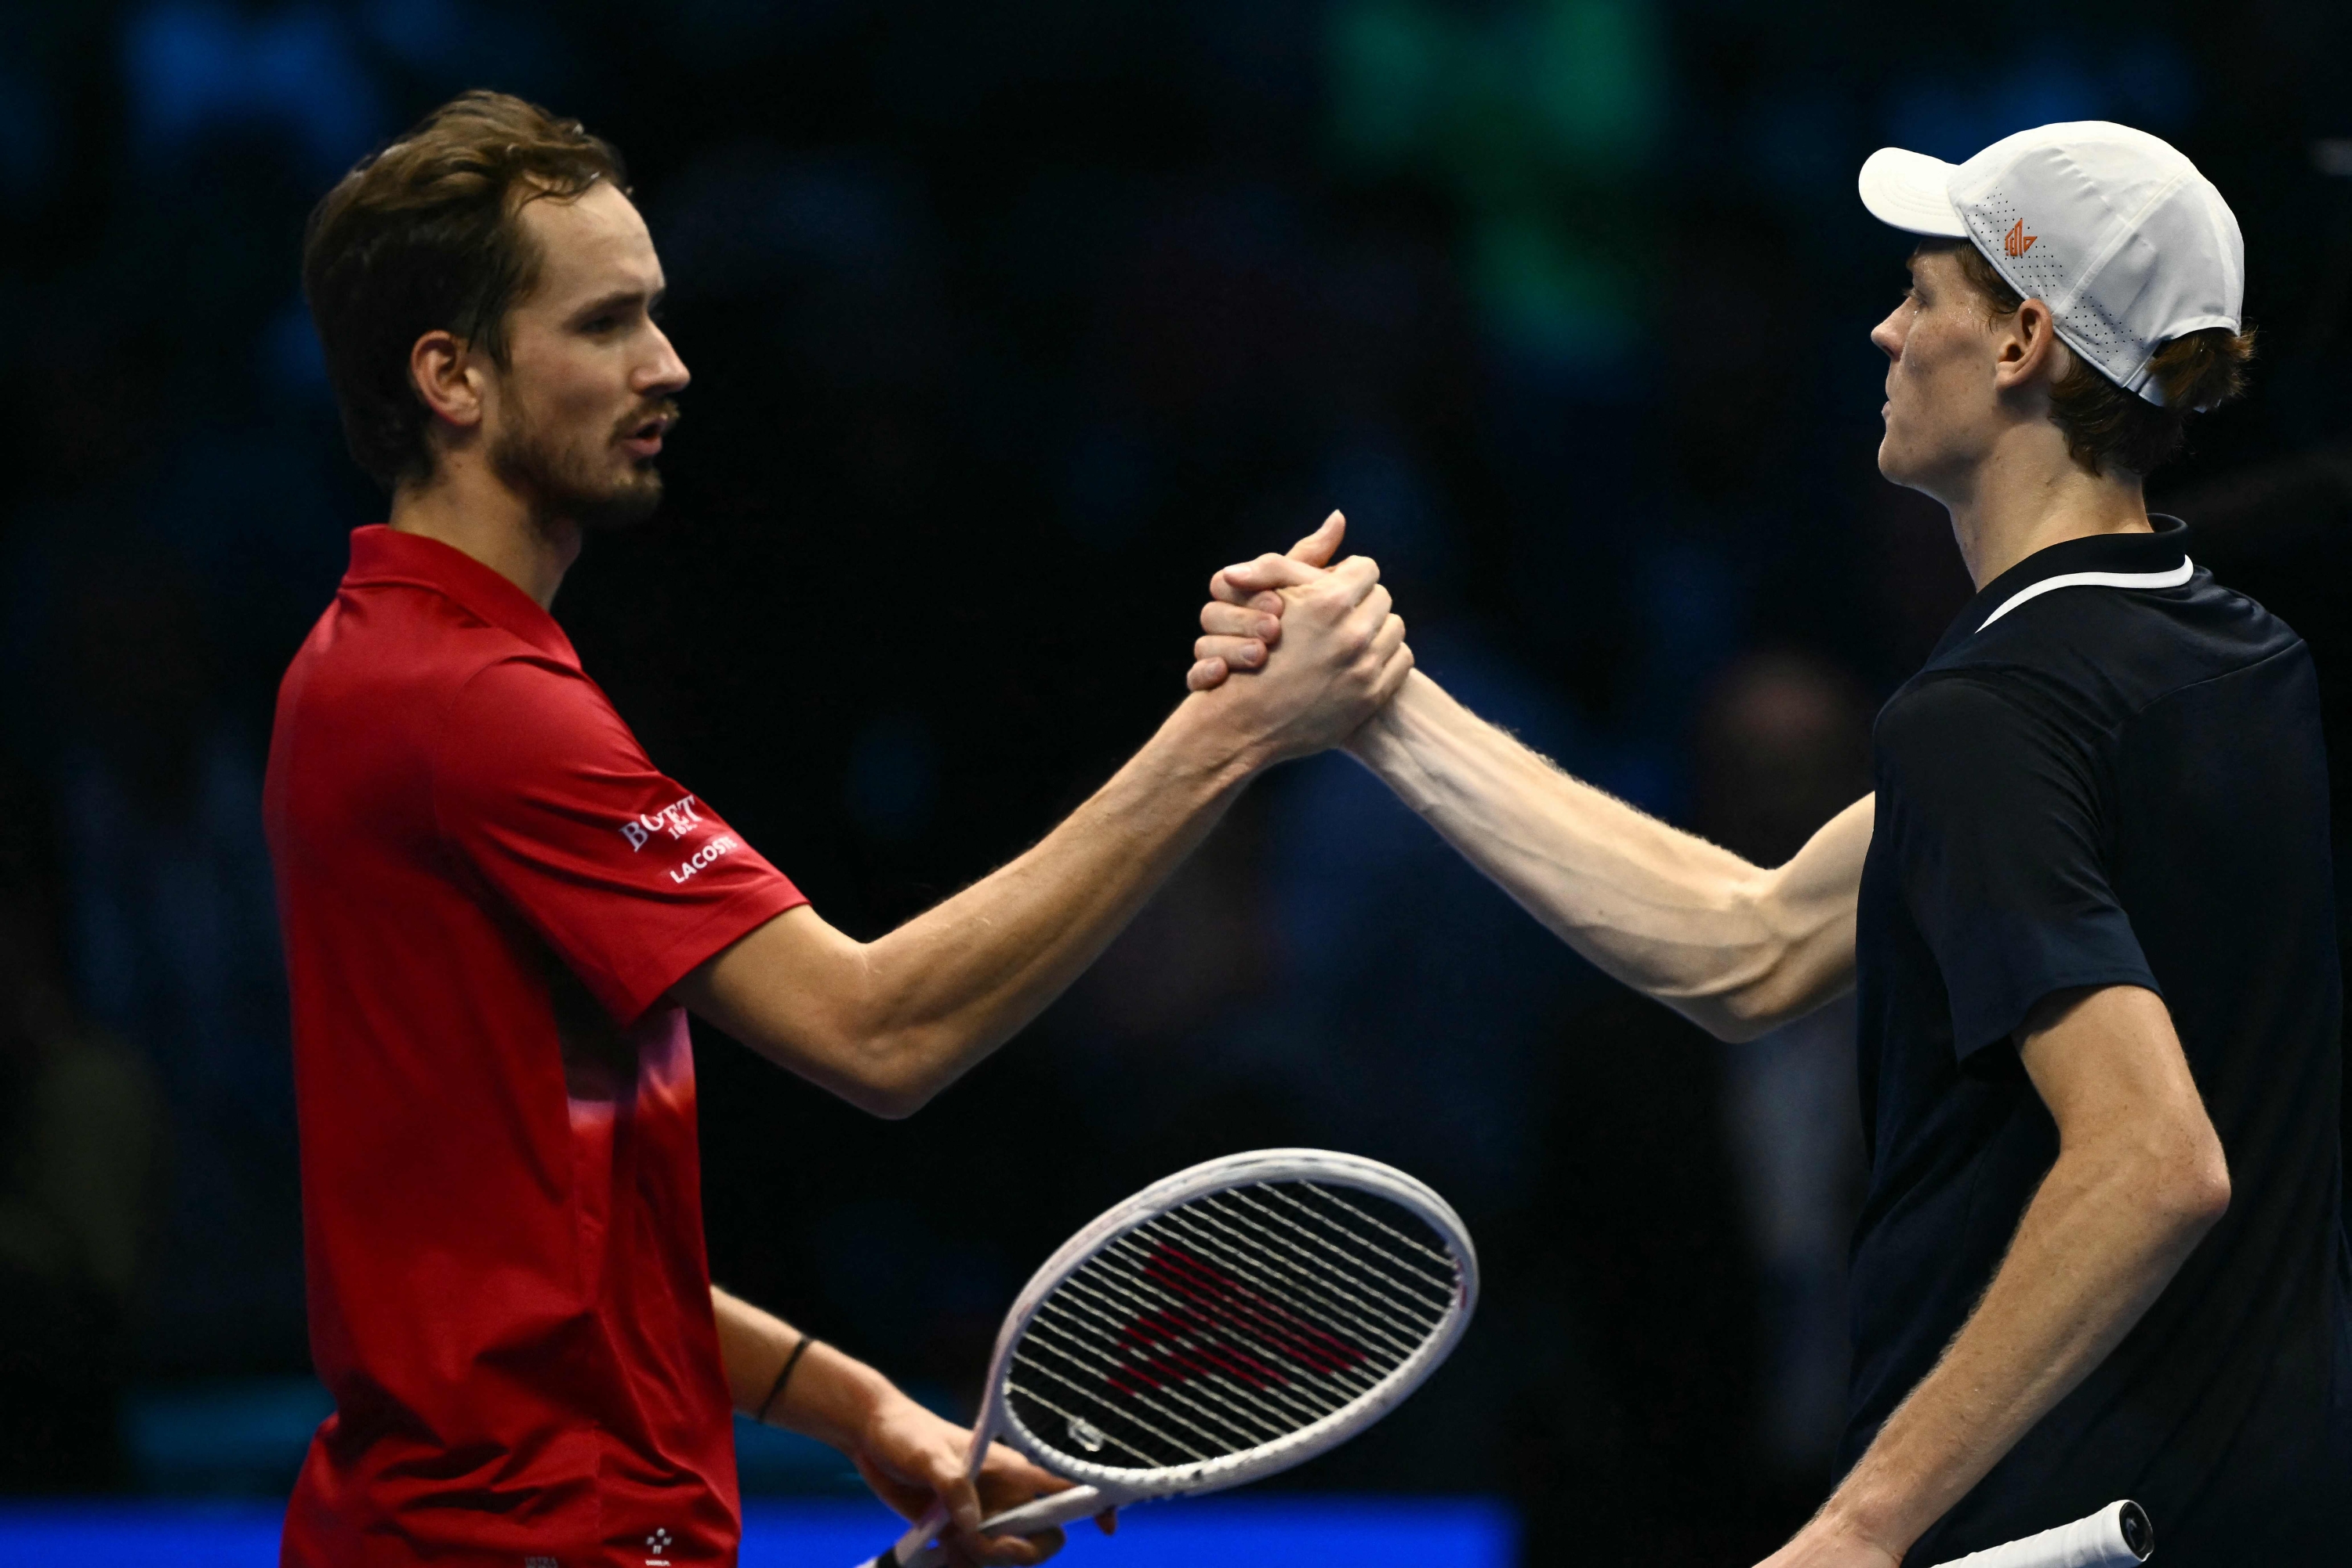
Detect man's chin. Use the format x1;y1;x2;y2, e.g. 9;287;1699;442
1875;444;1959;508
493;434;667;535
572;473;666;534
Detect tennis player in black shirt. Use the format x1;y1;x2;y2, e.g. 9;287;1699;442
1192;122;2351;1563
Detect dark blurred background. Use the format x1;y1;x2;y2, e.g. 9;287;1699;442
3;2;2350;1563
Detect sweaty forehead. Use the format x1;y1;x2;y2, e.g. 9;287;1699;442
516;181;663;310
1906;244;1964;282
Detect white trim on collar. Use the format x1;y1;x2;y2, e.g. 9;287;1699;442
1976;557;2194;633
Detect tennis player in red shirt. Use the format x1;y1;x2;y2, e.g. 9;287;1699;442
270;92;1410;1568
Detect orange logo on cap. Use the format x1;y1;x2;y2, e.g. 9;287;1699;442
2003;219;2039;257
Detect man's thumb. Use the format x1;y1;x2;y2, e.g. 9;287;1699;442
1287;510;1345;566
936;1468;984;1537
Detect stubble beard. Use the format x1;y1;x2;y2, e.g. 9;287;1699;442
489;402;669;536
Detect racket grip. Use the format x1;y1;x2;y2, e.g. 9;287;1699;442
1929;1501;2152;1567
860;1503;946;1568
976;1486;1109;1537
860;1488;1109;1568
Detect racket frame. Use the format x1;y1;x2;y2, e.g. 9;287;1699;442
967;1146;1479;1501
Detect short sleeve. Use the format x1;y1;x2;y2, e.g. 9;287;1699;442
1876;673;2158;1057
433;656;808;1024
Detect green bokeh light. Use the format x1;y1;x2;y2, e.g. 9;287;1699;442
1329;0;1664;363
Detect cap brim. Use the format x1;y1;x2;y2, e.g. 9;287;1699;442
1858;147;1967;237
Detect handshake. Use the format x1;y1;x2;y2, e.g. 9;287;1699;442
1175;510;1417;771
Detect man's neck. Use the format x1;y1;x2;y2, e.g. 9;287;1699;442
388;452;579;609
1940;427;2151;590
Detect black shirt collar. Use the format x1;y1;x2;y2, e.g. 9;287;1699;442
1932;516;2190;660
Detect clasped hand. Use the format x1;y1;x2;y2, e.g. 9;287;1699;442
1181;512;1410;750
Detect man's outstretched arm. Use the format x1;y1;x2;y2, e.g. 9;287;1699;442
1757;985;2230;1568
1191;533;1865;1040
1348;671;1869;1040
673;524;1411;1116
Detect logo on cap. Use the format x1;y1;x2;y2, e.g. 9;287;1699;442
2003;219;2039;257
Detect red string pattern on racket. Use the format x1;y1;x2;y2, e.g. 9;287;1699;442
1108;1242;1370;1394
1006;1181;1460;1471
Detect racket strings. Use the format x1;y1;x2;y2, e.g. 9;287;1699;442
1134;1214;1421;1375
1031;1259;1352;1442
1230;1186;1455;1308
1110;1228;1385;1385
1011;1246;1376;1465
1291;1183;1457;1279
1005;1179;1461;1474
1021;1315;1283;1459
1007;1327;1227;1465
1030;1279;1323;1440
1173;1196;1447;1350
1083;1241;1373;1414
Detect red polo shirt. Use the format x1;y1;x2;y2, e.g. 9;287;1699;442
264;525;806;1566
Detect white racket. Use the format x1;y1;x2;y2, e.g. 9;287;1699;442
1929;1500;2153;1567
855;1148;1478;1568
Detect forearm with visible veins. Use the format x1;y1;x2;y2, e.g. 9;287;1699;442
1347;671;1867;1039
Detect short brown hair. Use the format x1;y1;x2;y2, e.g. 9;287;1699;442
1922;238;2252;479
302;91;628;489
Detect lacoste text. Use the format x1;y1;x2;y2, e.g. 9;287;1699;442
670;835;740;884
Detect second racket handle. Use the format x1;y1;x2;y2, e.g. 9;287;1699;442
1929;1501;2151;1568
888;1486;1112;1568
867;1502;946;1568
977;1485;1111;1537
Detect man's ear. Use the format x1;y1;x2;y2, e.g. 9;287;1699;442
1993;297;2069;395
409;328;486;432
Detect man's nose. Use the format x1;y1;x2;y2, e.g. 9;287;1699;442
1870;313;1902;361
641;325;691;396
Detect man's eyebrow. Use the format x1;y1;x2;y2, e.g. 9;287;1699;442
570;285;659;321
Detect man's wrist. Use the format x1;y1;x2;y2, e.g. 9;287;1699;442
755;1333;818;1425
1814;1465;1925;1561
1341;669;1436;793
1160;689;1276;789
1341;682;1405;766
771;1341;898;1451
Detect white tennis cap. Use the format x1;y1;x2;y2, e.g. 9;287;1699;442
1857;122;2244;407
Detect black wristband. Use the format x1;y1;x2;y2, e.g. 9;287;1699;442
757;1334;815;1425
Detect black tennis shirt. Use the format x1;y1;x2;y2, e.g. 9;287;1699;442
1846;517;2352;1564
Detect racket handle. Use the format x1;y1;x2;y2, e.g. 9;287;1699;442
1929;1501;2152;1567
976;1485;1110;1537
859;1488;1109;1568
860;1503;946;1568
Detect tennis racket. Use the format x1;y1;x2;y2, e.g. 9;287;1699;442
855;1148;1478;1568
1929;1500;2153;1567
